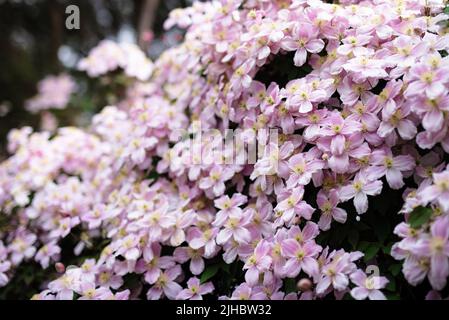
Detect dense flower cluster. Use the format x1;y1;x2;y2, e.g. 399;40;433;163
78;40;154;81
25;74;76;113
1;0;449;300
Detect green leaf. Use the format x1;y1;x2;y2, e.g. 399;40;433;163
444;6;449;14
200;264;220;283
283;278;297;294
408;206;432;229
220;262;230;274
382;242;393;255
363;243;380;261
357;241;370;252
388;264;402;277
386;293;400;300
385;276;396;292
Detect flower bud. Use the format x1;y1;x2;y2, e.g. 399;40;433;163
297;278;313;292
55;262;65;273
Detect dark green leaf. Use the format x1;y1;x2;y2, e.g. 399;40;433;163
386;293;400;300
386;276;396;292
200;264;220;283
363;243;380;261
408;206;432;229
388;264;402;277
382;242;393;255
283;278;297;294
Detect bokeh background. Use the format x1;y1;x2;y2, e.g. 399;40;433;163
0;0;195;157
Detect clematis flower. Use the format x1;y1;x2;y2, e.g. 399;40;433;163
214;193;247;227
35;241;61;269
411;216;449;290
281;239;322;278
173;246;206;275
420;171;449;212
9;233;37;265
343;48;388;81
216;209;253;245
274;187;315;226
230;59;255;91
229;283;267;300
176;277;214;300
147;266;183;300
136;243;175;284
405;63;449;99
281;23;324;67
339;173;383;215
350;270;388;300
199;165;235;197
316;250;361;295
317;190;347;231
187;227;219;258
286;152;325;188
243;240;272;285
377;100;417;141
368;149;415;189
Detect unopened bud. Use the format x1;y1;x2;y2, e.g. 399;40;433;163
55;262;65;273
297;278;313;292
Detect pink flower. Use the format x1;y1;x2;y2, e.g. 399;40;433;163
82;204;108;229
147;265;183;300
124;135;158;165
368;149;415;189
78;283;111;300
284;79;327;113
337;34;373;56
274;187;315;226
287;222;320;244
281;23;324;67
377;100;417;141
411;216;449;290
214;193;247;227
230;59;255;92
350;270;388;300
337;76;374;106
187;227;219;258
229;283;267;300
10;233;37;265
421;171;449;212
243;240;272;285
0;259;10;287
176;277;214;300
136;243;175;284
169;209;196;246
216;209;253;245
316;250;361;295
405;63;449;99
343;48;388;81
317;190;347;231
35;241;61;269
286;152;324;188
115;234;141;261
340;174;383;215
173;246;206;275
281;239;321;278
199;165;235;197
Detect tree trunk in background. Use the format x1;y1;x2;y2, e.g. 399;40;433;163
49;2;63;72
138;0;160;49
